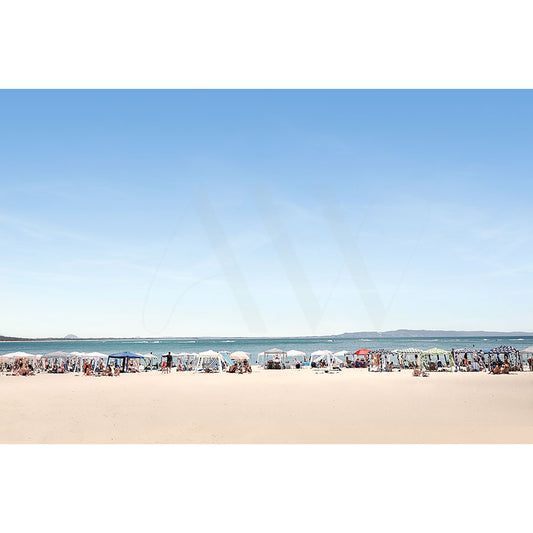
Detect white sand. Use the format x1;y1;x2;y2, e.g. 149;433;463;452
1;368;532;443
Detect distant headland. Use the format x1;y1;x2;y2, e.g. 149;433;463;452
1;329;532;342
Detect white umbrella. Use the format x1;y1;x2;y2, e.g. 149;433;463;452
230;351;250;361
520;346;533;354
334;350;352;357
286;350;306;357
311;350;333;357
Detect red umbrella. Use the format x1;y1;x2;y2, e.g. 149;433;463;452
355;349;371;355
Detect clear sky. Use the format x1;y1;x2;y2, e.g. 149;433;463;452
1;90;532;338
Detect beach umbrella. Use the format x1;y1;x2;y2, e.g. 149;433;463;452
355;349;371;355
334;350;352;357
519;346;533;354
311;350;333;357
230;351;250;361
286;349;306;358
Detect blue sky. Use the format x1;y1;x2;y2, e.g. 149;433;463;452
1;90;532;338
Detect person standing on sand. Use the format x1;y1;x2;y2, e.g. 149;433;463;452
166;352;173;373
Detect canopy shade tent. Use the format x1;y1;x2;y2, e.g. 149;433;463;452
419;348;451;370
488;345;520;355
487;345;523;371
310;350;342;372
195;350;227;373
423;348;450;355
108;351;145;372
1;352;39;362
69;351;109;373
72;351;108;359
395;348;422;354
257;348;288;366
41;351;71;359
2;351;38;359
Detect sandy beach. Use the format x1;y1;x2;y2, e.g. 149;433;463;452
1;368;532;444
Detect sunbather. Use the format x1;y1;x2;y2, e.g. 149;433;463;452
413;366;428;377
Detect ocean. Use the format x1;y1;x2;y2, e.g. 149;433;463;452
1;336;532;363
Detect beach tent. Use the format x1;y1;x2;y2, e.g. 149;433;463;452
2;351;39;361
40;351;72;370
194;350;227;373
176;352;197;370
487;345;522;371
71;352;109;373
108;351;145;372
257;348;288;367
142;353;159;368
422;348;450;370
310;350;341;372
423;348;449;355
1;352;39;372
229;351;250;361
520;347;533;371
285;349;307;366
393;348;422;369
42;351;71;359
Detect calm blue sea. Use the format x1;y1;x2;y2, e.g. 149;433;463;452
1;336;532;363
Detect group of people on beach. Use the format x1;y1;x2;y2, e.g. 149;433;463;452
2;345;531;377
82;362;120;376
227;360;252;373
